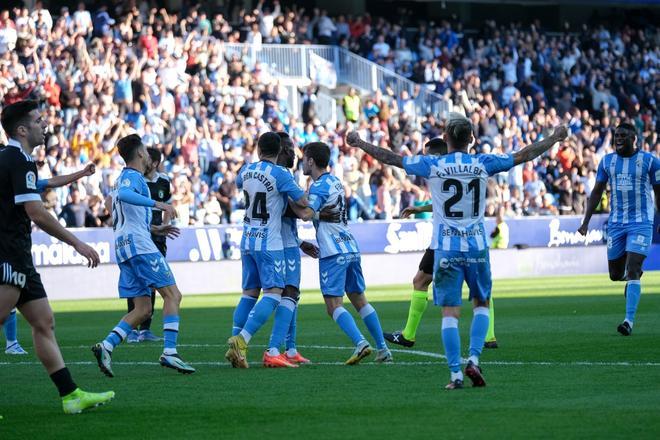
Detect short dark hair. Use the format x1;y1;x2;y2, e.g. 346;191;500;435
616;122;636;134
117;134;143;163
446;118;473;149
1;100;39;137
147;147;162;164
258;132;281;157
304;142;331;168
425;137;447;155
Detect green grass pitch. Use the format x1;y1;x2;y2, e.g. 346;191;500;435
1;273;660;439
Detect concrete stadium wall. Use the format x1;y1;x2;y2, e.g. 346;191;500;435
40;246;610;301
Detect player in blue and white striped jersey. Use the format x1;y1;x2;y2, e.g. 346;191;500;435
225;132;308;369
292;142;392;365
92;134;195;377
579;122;660;336
347;119;568;389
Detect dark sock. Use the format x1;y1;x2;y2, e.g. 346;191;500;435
50;367;77;397
140;291;156;331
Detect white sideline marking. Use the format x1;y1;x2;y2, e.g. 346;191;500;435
4;343;660;367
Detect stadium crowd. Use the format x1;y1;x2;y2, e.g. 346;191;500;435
0;2;657;226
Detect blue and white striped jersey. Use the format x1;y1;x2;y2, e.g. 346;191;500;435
403;152;514;252
111;168;160;263
281;215;299;249
308;173;359;258
596;151;660;225
237;161;305;251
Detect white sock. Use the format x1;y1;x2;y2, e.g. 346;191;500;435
6;340;17;348
468;355;479;366
286;348;298;357
451;371;464;382
239;329;253;344
267;347;280;356
624;319;633;328
163;348;177;355
102;340;114;352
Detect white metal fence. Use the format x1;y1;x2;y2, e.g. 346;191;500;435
222;43;450;121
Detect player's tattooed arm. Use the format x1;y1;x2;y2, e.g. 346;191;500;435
346;131;404;169
578;180;607;236
512;125;569;166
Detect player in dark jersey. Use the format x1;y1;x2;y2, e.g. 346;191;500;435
0;154;96;355
0;100;114;414
125;147;174;343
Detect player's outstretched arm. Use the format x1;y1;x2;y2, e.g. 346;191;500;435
346;131;404;169
578;181;607;236
42;163;96;188
512;125;569;166
24;201;100;267
401;204;432;219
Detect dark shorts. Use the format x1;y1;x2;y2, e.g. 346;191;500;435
418;248;434;275
151;236;167;258
1;262;47;307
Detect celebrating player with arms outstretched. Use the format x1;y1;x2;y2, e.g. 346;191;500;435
348;116;567;388
578;122;660;336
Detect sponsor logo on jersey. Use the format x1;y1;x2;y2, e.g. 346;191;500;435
121;178;131;187
615;174;633;191
25;171;36;190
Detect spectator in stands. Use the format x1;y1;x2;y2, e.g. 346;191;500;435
342;88;361;123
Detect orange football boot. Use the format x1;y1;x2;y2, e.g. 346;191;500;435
263;351;299;368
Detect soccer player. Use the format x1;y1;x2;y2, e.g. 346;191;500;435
92;134;194;376
263;132;317;367
292;142;392;365
578;122;660;336
126;147;173;344
0;151;97;355
347;118;567;388
0;100;114;413
225;132;308;369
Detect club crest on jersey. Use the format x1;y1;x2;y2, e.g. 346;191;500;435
25;171;36;190
158;190;165;199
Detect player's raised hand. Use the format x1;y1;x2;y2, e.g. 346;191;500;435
155;201;178;220
300;241;319;259
82;162;96;177
75;242;100;268
152;224;181;239
400;206;419;219
345;131;362;148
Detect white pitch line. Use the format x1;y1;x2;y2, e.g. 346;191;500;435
4;343;660;367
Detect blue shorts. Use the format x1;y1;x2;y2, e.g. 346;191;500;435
607;223;653;260
319;253;365;296
241;249;285;291
284;247;301;288
433;249;492;307
118;253;176;298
